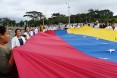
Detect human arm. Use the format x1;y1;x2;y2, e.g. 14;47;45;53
11;38;16;49
0;49;11;75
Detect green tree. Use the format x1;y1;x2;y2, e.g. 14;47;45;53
0;18;16;26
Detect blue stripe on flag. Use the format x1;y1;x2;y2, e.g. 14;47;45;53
56;30;117;62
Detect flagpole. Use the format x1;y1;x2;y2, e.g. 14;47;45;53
66;2;70;27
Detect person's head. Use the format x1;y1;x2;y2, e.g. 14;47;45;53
94;19;99;25
32;28;35;32
111;23;115;30
0;26;10;44
105;21;108;25
111;23;115;27
83;23;87;26
24;26;30;32
99;23;103;28
15;29;21;37
15;29;21;36
88;24;90;26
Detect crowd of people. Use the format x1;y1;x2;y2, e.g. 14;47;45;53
93;20;116;30
11;26;39;49
0;25;43;78
0;20;117;77
59;20;117;30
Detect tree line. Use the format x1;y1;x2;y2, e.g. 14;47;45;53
1;9;117;27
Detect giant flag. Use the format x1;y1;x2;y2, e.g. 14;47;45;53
13;29;117;78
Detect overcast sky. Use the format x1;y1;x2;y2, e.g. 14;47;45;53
0;0;117;22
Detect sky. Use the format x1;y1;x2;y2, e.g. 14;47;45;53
0;0;117;22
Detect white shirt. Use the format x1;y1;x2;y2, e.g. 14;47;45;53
48;27;53;30
11;36;26;49
106;26;112;30
94;24;100;29
24;32;32;39
35;28;39;34
114;27;117;30
106;26;115;30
